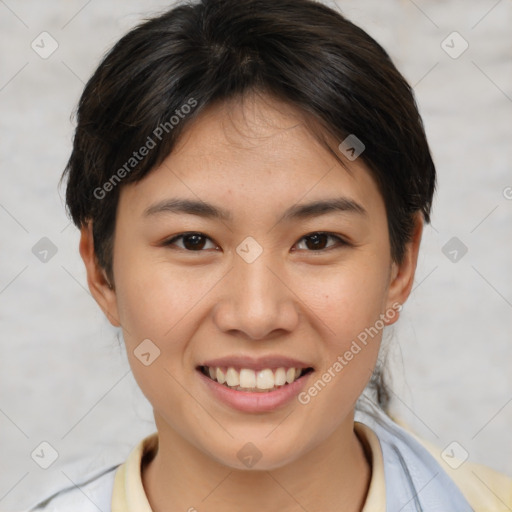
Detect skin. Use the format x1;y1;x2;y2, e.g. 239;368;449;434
80;92;423;512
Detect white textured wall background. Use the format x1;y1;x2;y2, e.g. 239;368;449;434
0;0;511;509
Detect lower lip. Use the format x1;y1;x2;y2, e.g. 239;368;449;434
197;369;312;413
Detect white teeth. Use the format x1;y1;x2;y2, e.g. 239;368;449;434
216;367;226;384
274;367;286;386
239;369;256;388
203;365;308;391
256;369;275;390
226;367;240;387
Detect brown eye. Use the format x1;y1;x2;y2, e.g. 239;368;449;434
164;232;217;251
295;232;347;251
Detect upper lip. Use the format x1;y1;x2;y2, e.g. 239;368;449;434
199;355;314;372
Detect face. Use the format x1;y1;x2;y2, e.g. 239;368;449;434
82;93;421;470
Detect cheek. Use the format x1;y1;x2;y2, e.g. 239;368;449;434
295;258;390;407
111;247;228;393
305;259;390;345
111;252;207;416
113;248;204;341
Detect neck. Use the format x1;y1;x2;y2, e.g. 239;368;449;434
142;411;371;512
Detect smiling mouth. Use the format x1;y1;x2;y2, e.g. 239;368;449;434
199;365;314;392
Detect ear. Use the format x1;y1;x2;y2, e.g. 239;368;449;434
384;213;424;325
79;222;121;327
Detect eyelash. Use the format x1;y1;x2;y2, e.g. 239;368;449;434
162;231;350;253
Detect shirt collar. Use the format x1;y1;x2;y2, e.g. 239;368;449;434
111;422;385;511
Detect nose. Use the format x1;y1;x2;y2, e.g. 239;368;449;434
212;248;300;341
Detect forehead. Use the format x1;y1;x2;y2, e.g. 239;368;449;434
172;93;340;177
118;93;385;221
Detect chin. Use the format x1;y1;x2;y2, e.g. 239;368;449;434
203;434;308;472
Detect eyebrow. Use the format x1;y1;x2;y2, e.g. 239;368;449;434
143;197;367;222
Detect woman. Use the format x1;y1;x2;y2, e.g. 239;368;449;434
30;0;512;510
